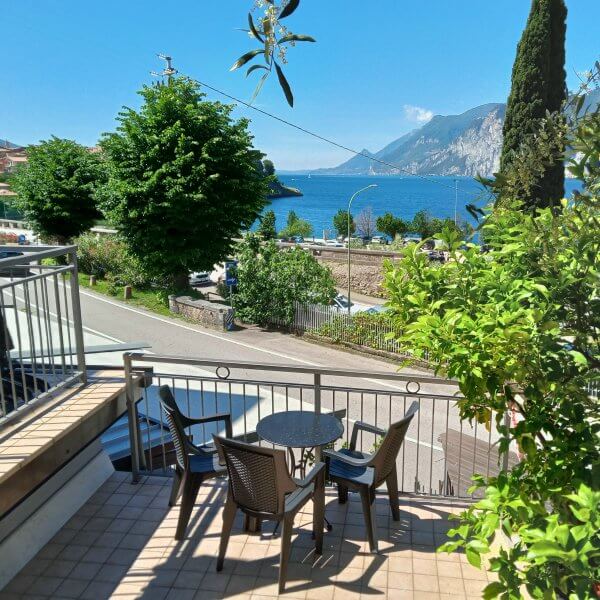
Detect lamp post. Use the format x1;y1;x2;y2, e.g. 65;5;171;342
347;184;377;313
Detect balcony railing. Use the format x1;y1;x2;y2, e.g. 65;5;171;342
0;245;86;421
124;353;514;498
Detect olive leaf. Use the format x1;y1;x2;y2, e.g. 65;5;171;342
230;49;264;71
279;0;300;20
247;13;264;42
278;33;316;44
274;62;294;107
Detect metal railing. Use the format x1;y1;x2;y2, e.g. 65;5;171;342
0;245;86;422
268;301;430;363
124;353;514;498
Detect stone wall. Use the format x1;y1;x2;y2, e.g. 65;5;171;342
168;295;234;331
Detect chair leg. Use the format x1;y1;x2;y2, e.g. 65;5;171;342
279;514;294;594
359;486;378;553
169;467;182;507
217;495;237;572
175;473;202;540
337;483;348;504
386;467;400;521
313;473;325;554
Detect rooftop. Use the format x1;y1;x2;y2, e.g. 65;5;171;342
2;473;493;599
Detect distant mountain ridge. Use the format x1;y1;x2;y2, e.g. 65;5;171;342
314;89;599;177
0;139;22;150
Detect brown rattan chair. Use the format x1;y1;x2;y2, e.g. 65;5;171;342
158;385;232;540
213;435;325;593
323;401;419;552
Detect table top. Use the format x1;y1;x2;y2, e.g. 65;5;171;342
256;410;344;449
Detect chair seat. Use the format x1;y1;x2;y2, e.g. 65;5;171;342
328;448;374;486
189;452;224;475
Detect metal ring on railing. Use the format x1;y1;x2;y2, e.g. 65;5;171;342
406;380;421;394
216;366;231;380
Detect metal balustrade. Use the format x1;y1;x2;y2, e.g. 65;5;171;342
124;353;513;498
0;245;86;422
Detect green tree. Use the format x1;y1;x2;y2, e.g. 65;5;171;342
408;210;435;239
262;159;276;177
332;208;355;238
257;209;277;240
384;92;600;598
99;77;268;288
279;210;312;238
375;212;408;240
11;137;104;243
234;234;336;326
500;0;567;210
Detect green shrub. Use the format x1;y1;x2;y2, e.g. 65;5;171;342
76;233;149;288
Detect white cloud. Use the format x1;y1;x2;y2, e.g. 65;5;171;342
403;104;434;123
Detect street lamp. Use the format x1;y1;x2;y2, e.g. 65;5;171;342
347;184;377;313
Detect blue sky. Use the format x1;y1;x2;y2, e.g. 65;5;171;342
3;0;599;169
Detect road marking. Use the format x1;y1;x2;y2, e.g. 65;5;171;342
77;288;436;394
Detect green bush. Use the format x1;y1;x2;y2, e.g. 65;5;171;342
76;233;149;288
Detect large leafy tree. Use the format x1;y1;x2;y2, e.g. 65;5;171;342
279;210;312;238
257;209;276;240
332;208;355;238
499;0;567;210
375;212;408;240
99;77;268;288
12;137;104;243
384;87;600;598
234;234;336;326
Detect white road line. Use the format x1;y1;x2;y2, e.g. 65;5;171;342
78;288;430;394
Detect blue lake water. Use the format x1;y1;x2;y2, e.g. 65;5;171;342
257;175;582;237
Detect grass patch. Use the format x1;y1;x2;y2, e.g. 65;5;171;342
78;273;204;318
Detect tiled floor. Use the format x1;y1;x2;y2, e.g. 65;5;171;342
1;472;494;599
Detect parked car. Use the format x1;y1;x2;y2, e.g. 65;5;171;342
363;304;389;315
331;294;369;315
325;240;344;247
291;236;304;244
190;271;210;286
370;236;387;245
0;251;33;278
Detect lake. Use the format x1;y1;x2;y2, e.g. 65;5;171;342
258;175;582;237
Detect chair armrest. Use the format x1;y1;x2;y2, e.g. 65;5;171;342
180;412;233;438
350;421;387;451
323;448;372;468
295;462;325;489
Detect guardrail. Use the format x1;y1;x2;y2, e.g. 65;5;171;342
0;245;86;422
124;353;514;498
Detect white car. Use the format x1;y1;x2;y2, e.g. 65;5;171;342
325;240;344;247
190;271;210;286
331;294;369;314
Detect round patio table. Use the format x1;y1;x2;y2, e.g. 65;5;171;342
256;410;344;478
256;410;343;533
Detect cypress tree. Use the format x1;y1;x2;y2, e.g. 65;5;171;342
500;0;567;210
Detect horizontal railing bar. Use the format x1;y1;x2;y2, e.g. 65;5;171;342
0;265;73;289
142;370;462;401
125;352;456;385
0;245;76;267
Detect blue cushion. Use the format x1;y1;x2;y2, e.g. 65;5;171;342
189;452;222;474
328;448;374;486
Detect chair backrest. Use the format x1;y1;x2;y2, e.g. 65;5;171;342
371;402;419;486
213;435;296;516
159;384;190;471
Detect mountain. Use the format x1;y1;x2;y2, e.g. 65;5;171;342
315;103;506;177
0;139;22;150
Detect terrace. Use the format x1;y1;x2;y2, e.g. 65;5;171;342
0;246;507;599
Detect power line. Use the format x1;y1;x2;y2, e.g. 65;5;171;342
194;77;485;199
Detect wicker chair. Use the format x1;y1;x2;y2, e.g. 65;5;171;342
158;385;232;540
323;401;419;552
213;435;325;593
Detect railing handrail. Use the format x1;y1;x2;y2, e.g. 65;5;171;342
124;351;456;386
0;244;78;267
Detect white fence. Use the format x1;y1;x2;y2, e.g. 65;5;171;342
270;302;427;361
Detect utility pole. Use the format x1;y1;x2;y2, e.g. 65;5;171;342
151;54;178;85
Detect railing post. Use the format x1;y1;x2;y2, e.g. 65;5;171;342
314;372;323;462
502;410;511;471
68;247;87;384
124;353;142;483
